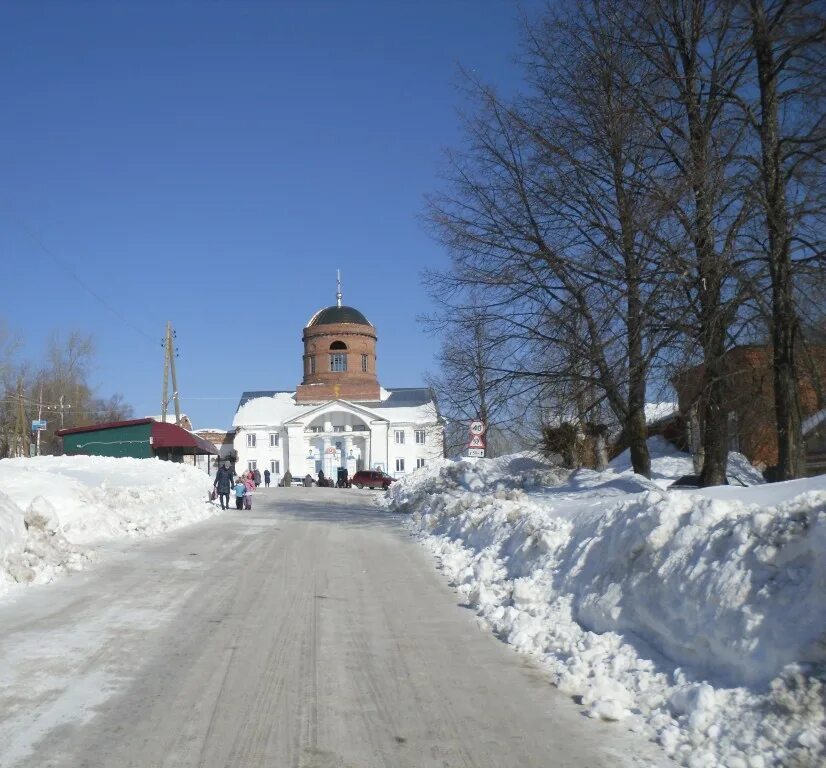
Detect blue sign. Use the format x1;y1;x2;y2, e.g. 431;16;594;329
31;420;47;431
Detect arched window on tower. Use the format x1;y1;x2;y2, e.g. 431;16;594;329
330;341;347;372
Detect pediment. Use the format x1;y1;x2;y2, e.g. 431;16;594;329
282;399;387;427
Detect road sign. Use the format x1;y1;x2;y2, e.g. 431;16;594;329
467;433;486;449
469;420;486;436
31;420;47;432
467;448;485;457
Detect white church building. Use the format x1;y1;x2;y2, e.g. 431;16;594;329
232;290;444;483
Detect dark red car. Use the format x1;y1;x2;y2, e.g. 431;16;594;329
351;470;396;490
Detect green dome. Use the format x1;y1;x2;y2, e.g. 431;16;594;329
307;305;372;327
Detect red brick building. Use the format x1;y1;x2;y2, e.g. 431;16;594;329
672;345;826;471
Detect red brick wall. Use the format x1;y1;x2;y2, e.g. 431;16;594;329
296;321;381;402
673;345;826;467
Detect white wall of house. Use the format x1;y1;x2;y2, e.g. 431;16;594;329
233;411;443;483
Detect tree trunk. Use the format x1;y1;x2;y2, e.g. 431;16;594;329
749;0;805;479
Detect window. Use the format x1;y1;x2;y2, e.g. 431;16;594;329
394;430;405;444
333;426;345;432
310;426;323;433
352;424;367;431
417;458;426;469
361;354;368;372
415;430;426;444
395;458;405;473
309;355;316;375
269;433;279;447
330;353;347;372
247;433;256;448
271;460;280;474
330;340;347;350
248;460;257;471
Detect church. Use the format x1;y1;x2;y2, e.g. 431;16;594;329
231;286;444;483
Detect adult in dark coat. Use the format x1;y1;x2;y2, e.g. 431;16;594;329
214;461;234;510
253;468;261;487
263;469;271;487
317;469;325;486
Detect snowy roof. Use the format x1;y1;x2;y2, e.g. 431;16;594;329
645;402;678;424
803;409;826;435
233;388;439;428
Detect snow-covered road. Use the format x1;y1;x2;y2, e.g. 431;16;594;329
0;487;671;768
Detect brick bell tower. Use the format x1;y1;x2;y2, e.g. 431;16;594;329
295;273;381;403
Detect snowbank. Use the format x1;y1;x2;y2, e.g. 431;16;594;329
386;443;825;767
0;456;217;599
609;436;765;488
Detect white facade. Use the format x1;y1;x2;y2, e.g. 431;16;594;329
232;389;443;483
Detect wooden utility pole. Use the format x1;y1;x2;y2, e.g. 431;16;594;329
15;380;29;458
160;322;181;427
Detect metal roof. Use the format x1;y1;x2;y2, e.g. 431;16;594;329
57;418;218;455
356;387;434;408
306;305;372;328
237;387;434;413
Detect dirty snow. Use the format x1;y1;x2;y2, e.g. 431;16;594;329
0;456;216;600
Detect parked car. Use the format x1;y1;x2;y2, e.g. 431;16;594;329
351;470;396;490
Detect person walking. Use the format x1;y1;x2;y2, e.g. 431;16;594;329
253;468;261;487
317;469;325;487
282;469;292;487
233;478;246;510
263;468;271;487
244;473;255;509
214;461;234;510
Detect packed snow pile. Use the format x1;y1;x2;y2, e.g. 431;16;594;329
386;442;826;767
0;456;216;599
609;436;766;489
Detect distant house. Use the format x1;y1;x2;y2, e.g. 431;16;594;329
672;345;826;474
803;410;826;476
148;413;193;431
192;428;237;474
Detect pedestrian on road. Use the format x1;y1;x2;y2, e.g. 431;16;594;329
282;470;292;487
214;461;234;510
233;479;246;510
253;468;261;487
318;469;325;486
263;469;271;487
303;473;313;487
244;474;255;509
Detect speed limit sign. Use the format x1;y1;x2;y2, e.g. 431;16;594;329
469;420;486;436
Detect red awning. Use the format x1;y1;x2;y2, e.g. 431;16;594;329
151;422;218;455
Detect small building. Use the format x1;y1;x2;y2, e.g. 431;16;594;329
192;428;237;474
803;410;826;476
147;413;194;431
672;345;826;474
56;418;218;464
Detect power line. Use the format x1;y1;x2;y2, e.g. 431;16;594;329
0;202;158;346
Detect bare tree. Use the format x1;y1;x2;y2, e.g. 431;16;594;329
740;0;825;478
425;0;676;477
616;0;755;485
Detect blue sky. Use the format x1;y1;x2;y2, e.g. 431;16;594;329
1;1;534;428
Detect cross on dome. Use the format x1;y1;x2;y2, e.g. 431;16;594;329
336;269;342;308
